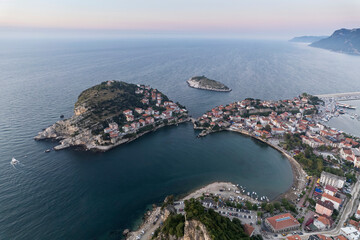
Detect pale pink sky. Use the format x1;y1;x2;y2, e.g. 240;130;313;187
1;0;359;38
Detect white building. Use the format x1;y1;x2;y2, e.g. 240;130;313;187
355;203;360;219
320;171;346;189
314;216;331;230
341;226;360;240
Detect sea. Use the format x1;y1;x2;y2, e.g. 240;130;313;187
1;38;360;239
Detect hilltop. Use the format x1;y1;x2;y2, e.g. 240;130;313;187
35;80;188;151
289;36;328;43
187;76;231;92
310;28;360;55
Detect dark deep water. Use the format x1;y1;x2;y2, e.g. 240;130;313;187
1;38;360;239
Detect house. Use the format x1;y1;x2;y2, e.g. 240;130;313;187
301;135;325;148
324;185;338;196
141;98;149;104
131;122;140;130
271;127;285;135
145;117;154;124
320;171;346;189
145;108;154;115
314;216;331;230
315;200;334;217
123;109;133;116
321;193;342;210
287;235;301;240
265;213;300;233
308;234;332;240
349;219;360;230
139;119;146;127
341;226;360;240
109;122;118;130
243;224;255;237
333;235;349;240
135;108;144;114
341;148;354;161
122;125;132;133
104;127;112;133
355;203;360;219
126;115;134;122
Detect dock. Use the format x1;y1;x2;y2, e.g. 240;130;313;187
315;91;360;101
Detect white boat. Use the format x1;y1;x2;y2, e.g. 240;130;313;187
11;157;19;165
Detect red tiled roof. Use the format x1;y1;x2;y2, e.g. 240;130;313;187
334;235;348;240
317;216;331;226
244;224;254;236
316;234;332;240
266;213;300;231
322;193;342;204
325;185;338;193
316;200;334;210
349;219;360;228
287;235;301;240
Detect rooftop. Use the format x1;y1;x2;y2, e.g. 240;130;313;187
266;213;300;231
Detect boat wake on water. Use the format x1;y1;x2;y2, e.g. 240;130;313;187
10;157;24;169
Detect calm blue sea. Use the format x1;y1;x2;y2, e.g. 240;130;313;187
1;38;360;239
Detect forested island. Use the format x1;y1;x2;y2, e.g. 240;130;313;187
187;76;231;92
35;81;188;151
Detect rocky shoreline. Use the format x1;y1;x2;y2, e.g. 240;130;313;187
186;77;231;92
35;117;190;152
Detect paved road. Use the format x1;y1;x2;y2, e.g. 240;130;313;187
301;177;360;238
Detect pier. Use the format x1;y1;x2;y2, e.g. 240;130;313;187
315;91;360;101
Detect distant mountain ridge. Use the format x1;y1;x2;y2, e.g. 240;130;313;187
310;28;360;55
289;36;328;43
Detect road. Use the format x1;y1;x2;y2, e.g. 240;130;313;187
301;177;360;238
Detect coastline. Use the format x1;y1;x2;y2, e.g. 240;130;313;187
225;128;307;202
126;182;257;240
186;79;232;92
198;127;307;202
36;117;190;152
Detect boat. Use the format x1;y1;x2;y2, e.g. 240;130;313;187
11;157;19;165
45;149;51;153
60;114;64;118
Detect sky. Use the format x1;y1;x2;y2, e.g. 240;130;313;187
0;0;360;38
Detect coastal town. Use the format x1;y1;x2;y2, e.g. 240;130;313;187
34;81;189;151
102;82;189;144
126;93;360;240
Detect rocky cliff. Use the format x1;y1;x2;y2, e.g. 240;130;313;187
310;28;360;55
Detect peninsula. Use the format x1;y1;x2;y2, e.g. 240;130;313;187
310;28;360;55
35;80;189;151
186;76;231;92
190;93;360;239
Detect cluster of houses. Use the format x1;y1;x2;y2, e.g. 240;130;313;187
285;171;358;240
103;85;187;141
196;95;360;169
196;96;318;136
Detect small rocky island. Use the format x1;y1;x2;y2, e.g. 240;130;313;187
186;76;231;92
35;81;189;151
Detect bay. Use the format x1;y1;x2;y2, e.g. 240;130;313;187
1;38;360;239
